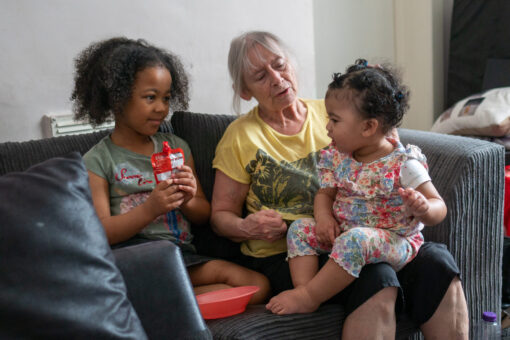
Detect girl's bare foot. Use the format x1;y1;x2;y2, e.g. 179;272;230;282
265;285;320;315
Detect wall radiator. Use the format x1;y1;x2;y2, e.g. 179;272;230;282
42;113;114;138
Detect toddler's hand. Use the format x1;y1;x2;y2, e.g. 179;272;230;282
146;179;185;218
398;187;429;217
171;165;197;204
316;214;340;247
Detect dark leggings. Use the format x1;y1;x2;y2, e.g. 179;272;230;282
236;241;459;325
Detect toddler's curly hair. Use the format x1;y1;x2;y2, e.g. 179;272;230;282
328;59;410;133
71;37;189;125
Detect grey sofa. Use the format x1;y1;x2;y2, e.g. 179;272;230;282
0;111;505;339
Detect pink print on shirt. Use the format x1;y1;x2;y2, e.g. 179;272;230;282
115;167;153;186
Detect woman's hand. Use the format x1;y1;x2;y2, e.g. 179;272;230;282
172;165;197;204
398;187;430;218
315;213;340;247
239;209;288;242
144;179;185;218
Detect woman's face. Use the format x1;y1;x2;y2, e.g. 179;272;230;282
241;43;298;112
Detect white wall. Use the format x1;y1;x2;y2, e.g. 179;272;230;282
0;0;316;142
1;0;453;142
314;0;451;131
313;0;395;99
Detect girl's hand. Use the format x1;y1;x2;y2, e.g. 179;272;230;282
172;165;197;204
145;179;185;218
398;187;430;217
315;214;340;247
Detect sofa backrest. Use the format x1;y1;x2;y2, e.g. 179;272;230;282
170;111;240;258
0;122;173;176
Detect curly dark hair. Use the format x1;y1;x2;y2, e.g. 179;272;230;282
71;37;189;125
328;59;410;133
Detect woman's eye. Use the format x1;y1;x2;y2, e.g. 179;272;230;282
255;73;265;81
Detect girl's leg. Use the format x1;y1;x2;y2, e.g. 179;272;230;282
287;218;330;287
266;227;416;315
266;258;355;315
289;255;318;287
188;259;271;304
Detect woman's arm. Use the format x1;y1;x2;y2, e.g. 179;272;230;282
88;171;184;245
210;170;287;242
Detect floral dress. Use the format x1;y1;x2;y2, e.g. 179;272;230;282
286;139;427;277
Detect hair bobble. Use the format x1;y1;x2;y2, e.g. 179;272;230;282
395;92;404;101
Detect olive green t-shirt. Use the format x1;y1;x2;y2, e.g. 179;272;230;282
83;132;193;245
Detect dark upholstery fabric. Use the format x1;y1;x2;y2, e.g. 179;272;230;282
0;130;110;175
400;128;505;330
447;0;510;108
171;111;241;259
0;152;146;339
207;304;419;340
113;241;212;340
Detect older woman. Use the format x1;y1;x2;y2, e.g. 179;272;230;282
211;31;468;339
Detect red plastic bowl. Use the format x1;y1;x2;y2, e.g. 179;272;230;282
196;286;260;319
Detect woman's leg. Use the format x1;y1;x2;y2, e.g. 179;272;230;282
420;277;468;339
188;259;271;304
397;242;468;339
342;286;397;340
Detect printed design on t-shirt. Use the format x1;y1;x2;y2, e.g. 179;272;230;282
119;191;190;243
114;163;153;187
245;149;320;216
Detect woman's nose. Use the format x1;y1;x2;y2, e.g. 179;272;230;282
268;68;283;85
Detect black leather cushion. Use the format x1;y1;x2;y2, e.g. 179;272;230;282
0;152;147;339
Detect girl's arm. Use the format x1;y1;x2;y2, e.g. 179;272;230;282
314;187;339;245
398;182;447;226
88;171;185;245
173;154;211;225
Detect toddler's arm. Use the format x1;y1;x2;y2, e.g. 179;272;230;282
314;187;340;246
398;183;447;226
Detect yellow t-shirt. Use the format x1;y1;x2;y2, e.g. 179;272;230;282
212;99;330;257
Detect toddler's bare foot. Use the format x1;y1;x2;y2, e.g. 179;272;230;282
265;285;320;315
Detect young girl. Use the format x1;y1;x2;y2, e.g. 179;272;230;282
72;37;270;303
266;59;447;314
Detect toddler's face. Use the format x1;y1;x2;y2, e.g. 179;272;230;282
325;89;365;154
119;66;172;136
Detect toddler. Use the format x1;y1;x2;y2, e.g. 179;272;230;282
266;59;447;314
73;37;269;303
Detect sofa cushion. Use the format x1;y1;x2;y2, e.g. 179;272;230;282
431;87;510;136
171;111;241;259
0;152;147;339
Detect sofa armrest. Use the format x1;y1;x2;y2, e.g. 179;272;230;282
399;129;505;323
113;241;212;340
